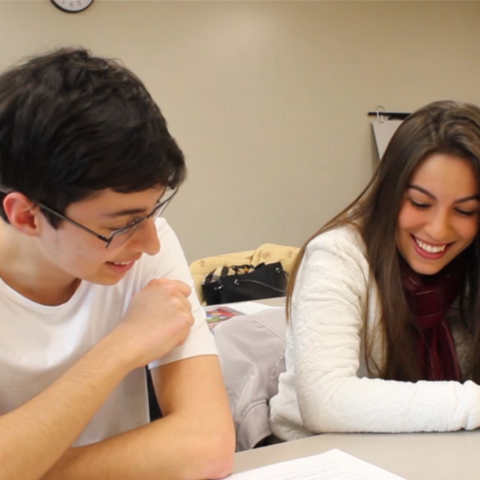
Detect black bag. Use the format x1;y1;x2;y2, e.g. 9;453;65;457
202;262;287;305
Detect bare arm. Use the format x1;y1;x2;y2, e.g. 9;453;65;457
0;278;195;480
0;335;132;480
41;356;235;480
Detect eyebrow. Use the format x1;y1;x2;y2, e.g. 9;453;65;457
407;185;480;204
102;207;148;218
102;194;164;218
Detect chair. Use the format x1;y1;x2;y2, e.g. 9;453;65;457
189;243;300;305
214;308;287;451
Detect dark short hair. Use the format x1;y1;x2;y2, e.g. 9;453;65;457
0;47;186;226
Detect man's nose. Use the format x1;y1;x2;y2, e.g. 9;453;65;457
128;219;160;256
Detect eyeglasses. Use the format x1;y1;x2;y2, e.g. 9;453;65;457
0;186;178;249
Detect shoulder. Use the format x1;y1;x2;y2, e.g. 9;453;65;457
306;224;366;257
303;225;369;281
154;217;179;247
293;225;371;306
291;225;374;316
143;218;184;269
125;218;190;290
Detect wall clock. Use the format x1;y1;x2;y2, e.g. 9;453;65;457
50;0;94;14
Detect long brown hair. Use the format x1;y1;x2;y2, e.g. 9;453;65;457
287;100;480;382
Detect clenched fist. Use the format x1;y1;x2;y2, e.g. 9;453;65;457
109;279;194;369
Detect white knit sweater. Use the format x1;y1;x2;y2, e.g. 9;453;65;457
270;226;480;441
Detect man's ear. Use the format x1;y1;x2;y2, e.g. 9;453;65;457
3;192;43;236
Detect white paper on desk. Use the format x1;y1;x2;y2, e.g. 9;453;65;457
225;449;405;480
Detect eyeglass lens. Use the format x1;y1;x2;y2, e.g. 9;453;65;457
107;192;173;249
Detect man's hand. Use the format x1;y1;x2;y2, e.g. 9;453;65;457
108;279;195;369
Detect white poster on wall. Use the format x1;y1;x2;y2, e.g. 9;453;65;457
372;119;403;159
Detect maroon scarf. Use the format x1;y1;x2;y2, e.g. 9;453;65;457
400;255;466;382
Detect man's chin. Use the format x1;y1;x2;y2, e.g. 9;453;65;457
81;271;126;286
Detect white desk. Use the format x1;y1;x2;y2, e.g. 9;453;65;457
232;431;480;479
257;297;286;308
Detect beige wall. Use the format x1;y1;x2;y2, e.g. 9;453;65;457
1;1;480;262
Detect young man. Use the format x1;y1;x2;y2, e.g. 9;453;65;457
0;48;235;480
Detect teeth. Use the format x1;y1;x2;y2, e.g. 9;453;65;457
415;238;447;254
113;262;129;266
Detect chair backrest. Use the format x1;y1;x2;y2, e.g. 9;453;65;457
190;244;299;304
215;308;287;451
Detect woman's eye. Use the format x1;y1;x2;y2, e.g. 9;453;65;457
455;209;476;217
410;200;430;209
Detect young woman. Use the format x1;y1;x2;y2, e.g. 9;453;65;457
270;100;480;440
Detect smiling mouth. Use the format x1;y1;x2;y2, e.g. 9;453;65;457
414;238;447;253
105;260;137;274
107;257;140;266
411;235;453;255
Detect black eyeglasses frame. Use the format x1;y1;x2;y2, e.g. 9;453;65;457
0;186;178;249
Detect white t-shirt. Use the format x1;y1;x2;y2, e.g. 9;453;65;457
0;218;217;446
